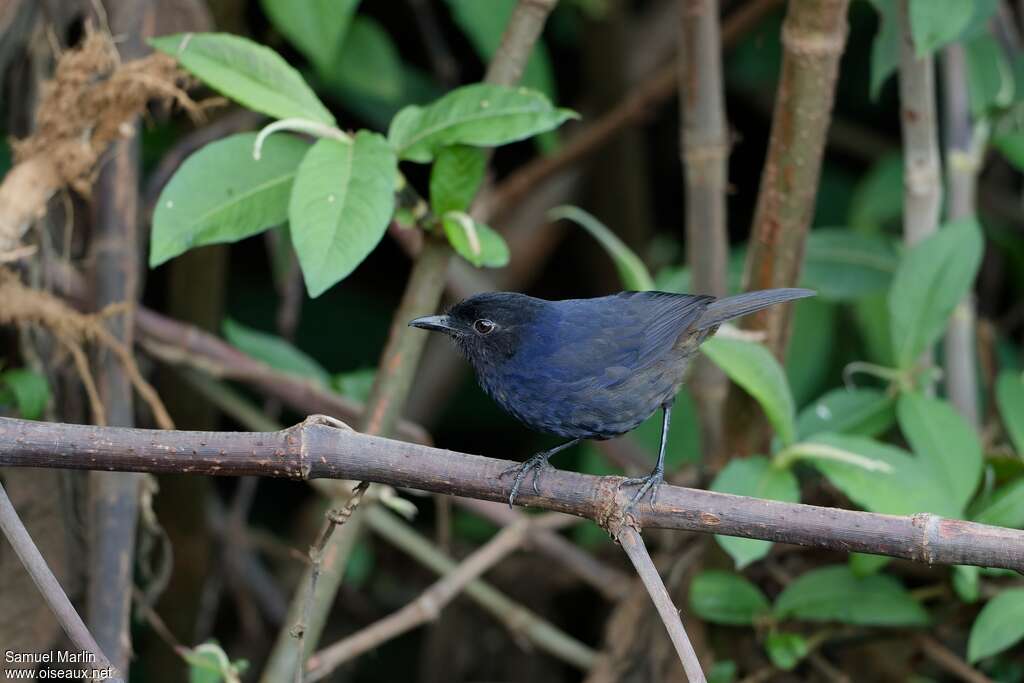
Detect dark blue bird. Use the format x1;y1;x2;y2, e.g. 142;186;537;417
410;288;814;511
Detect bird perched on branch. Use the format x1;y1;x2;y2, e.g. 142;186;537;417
410;288;813;512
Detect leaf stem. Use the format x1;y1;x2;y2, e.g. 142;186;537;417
252;118;349;160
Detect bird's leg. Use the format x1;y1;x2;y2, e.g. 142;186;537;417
500;438;581;508
618;402;673;514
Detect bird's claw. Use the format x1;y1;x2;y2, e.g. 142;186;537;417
617;467;664;517
500;456;552;508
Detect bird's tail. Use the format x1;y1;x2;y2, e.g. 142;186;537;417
695;288;815;330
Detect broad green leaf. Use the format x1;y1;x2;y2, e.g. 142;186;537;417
630;389;701;469
182;641;248;683
996;371;1024;454
849;154;903;233
867;0;899;100
442;213;510;268
801;229;898;301
797;388;896;440
994;133;1024;171
710;457;800;568
547;205;654;291
331;368;377;403
909;0;975;57
290;132;397;297
150;133;308;267
332;16;403;101
702;337;797;446
260;0;358;74
953;564;980;603
430;145;487;215
150;33;333;124
803;433;958;517
343;537;375;587
972;477;1024;528
961;0;1001;40
897;393;982;512
388;83;577;162
708;661;737;683
765;632;809;671
888;218;983;369
444;0;555;98
964;33;1014;117
775;565;929;626
222;319;329;385
849;552;891;576
968;589;1024;662
785;298;836;406
0;369;50;420
688;570;770;625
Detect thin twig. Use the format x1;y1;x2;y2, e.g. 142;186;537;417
915;634;994;683
0;480;122;682
305;513;575;680
3;416;1023;572
617;526;705;682
291;478;369;683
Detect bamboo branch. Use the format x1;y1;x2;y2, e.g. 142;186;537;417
1;416;1022;572
940;43;981;426
618;526;705;683
727;0;850;458
305;514;575;680
0;481;122;682
87;2;148;670
679;0;730;463
898;0;943;247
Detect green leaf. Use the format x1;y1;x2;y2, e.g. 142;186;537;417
260;0;358;74
774;565;929;626
801;229;898;301
968;589;1024;662
996;371;1024;455
150;33;333;124
855;292;896;366
785;298;837;406
849;552;891;576
343;537;375;587
964;33;1015;117
897;393;982;513
547;205;654;291
848;154;903;233
888;218;983;369
182;641;248;683
332;16;404;101
290;132;397;297
444;0;556;98
953;564;980;603
994;133;1024;171
909;0;975;57
867;0;899;100
701;337;796;446
710;457;800;568
331;368;377;403
0;369;50;420
796;388;896;440
430;145;487;215
150;133;308;267
802;433;958;517
765;632;809;671
388;83;577;162
708;661;738;683
442;213;510;268
972;477;1024;528
688;570;770;625
222;319;329;385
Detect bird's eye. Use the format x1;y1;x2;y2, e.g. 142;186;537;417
473;319;496;335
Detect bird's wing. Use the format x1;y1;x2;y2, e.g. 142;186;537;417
526;292;713;388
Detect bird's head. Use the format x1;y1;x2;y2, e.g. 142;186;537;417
408;292;544;369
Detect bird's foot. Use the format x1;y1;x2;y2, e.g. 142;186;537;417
500;453;553;508
617;466;664;517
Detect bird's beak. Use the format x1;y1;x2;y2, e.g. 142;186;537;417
408;314;458;334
